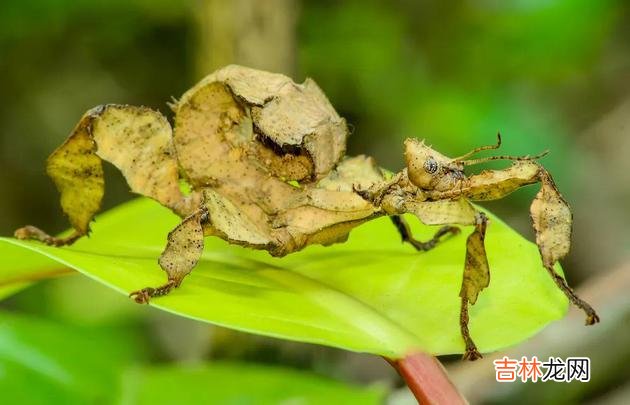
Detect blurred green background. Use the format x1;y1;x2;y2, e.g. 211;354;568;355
1;0;629;403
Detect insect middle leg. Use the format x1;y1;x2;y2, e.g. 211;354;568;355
390;215;460;251
398;198;488;360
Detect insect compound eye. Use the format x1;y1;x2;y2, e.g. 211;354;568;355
424;158;439;174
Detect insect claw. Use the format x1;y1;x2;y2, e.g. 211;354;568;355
462;347;483;361
129;288;153;304
585;313;600;326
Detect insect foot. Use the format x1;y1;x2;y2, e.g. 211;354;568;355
129;280;178;304
463;347;483;361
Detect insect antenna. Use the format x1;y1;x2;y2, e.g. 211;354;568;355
453;132;502;162
459;149;550;166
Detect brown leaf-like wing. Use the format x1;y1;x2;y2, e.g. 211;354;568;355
171;66;362;256
404;198;477;226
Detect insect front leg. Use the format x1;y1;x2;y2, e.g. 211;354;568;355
530;168;599;325
459;211;489;360
130;207;209;304
390;216;460;251
397;197;489;360
431;161;599;326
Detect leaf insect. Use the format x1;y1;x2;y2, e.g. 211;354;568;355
15;65;599;360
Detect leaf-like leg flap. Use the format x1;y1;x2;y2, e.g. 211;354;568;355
459;212;489;360
403;198;477;226
130;208;208;304
460;213;490;305
15;104;189;246
14;114;105;245
530;169;571;268
531;169;599;324
390;216;460;251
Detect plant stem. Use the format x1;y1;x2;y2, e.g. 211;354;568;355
387;353;467;404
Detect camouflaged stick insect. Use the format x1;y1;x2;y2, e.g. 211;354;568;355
15;65;599;361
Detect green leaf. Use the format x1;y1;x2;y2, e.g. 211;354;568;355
0;241;66;299
0;311;145;404
0;198;568;358
1;311;380;404
119;363;386;405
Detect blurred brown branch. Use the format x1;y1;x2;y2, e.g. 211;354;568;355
194;0;297;77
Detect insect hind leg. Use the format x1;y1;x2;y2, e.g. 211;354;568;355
130;207;208;304
14;105;191;247
390;215;460;252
